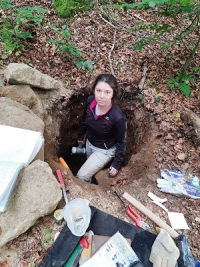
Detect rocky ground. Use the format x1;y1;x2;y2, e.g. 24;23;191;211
0;0;200;266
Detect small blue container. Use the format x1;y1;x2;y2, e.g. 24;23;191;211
195;261;200;267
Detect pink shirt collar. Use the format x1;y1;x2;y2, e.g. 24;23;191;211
90;99;113;118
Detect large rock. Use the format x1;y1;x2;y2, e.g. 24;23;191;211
0;84;44;120
0;97;44;134
0;65;67;254
0;65;69;251
0;97;45;162
0;160;62;247
4;63;63;90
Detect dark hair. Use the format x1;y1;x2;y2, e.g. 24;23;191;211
92;74;119;99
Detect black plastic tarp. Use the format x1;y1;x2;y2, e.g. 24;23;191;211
38;206;156;267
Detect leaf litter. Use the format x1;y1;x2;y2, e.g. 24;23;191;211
0;0;200;265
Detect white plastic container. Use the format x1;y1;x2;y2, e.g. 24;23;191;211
61;198;91;236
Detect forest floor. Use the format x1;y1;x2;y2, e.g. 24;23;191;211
0;0;200;266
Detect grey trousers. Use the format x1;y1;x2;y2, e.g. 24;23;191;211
76;139;116;182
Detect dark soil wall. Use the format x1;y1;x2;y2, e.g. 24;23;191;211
55;88;158;179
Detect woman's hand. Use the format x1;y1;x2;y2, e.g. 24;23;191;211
78;140;85;145
108;166;118;177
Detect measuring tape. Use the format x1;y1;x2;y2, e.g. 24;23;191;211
53;209;64;224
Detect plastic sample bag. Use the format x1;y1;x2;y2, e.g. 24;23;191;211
157;169;200;199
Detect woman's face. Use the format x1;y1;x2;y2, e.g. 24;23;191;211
94;81;114;107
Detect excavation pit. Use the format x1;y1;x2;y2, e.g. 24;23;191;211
53;88;158;185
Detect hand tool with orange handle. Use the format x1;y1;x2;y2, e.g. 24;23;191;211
58;157;69;169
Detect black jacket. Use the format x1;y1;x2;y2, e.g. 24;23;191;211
78;95;126;170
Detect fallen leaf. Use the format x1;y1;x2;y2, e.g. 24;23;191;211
175;144;183;150
178;138;184;144
156;117;161;122
177;153;186;160
165;133;173;140
20;259;28;266
43;220;52;227
29;243;35;249
23;251;32;259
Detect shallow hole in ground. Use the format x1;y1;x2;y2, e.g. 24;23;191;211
56;88;154;181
